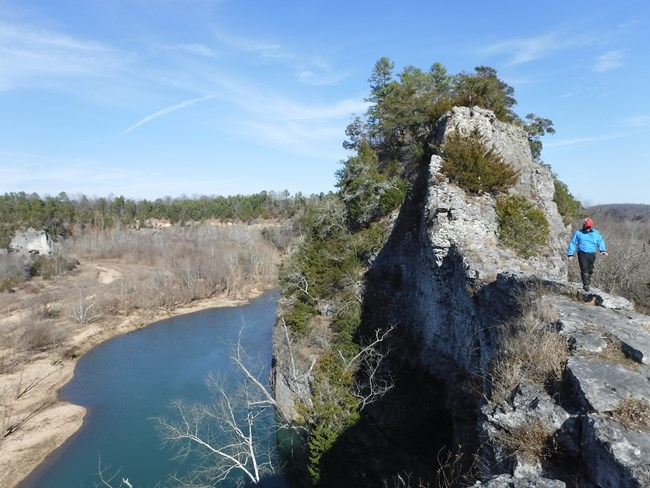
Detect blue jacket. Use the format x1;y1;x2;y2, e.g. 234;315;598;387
567;228;606;255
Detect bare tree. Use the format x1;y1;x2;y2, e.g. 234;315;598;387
94;457;137;488
338;325;395;410
588;218;650;310
69;295;102;324
155;332;283;487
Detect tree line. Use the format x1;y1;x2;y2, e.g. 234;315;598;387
0;190;319;247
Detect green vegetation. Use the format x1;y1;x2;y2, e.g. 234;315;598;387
302;351;360;483
336;141;407;229
277;57;565;482
0;190;311;240
0;55;569;484
522;114;556;162
496;194;550;257
0;224;15;249
453;66;518;123
441;128;519;195
553;176;582;226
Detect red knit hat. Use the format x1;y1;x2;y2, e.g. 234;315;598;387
584;218;593;228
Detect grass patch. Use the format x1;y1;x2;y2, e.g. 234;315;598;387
488;290;568;405
492;419;555;462
592;332;642;371
489;325;568;405
612;397;650;431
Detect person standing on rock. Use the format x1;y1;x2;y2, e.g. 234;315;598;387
567;217;608;291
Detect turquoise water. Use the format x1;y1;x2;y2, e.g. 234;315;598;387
19;291;289;488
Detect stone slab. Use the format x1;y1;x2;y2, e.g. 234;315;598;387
581;415;650;488
566;357;650;412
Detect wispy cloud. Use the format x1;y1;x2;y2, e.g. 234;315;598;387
622;115;650;127
295;57;348;86
210;27;348;86
212;29;284;59
122;94;216;134
169;43;219;58
478;32;592;66
593;50;625;72
245;119;344;156
262;97;367;122
0;21;129;90
545;136;606;149
545;131;637;150
0;151;144;197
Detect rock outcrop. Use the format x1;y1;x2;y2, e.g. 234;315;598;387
272;107;650;487
9;228;56;255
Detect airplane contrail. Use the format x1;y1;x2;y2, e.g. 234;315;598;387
122;94;216;135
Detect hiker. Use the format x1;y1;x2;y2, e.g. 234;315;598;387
566;217;608;291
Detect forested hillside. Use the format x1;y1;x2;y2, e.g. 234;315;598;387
581;204;650;311
588;203;650;223
0;190;314;248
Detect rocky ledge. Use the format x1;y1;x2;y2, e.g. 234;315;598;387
482;285;650;487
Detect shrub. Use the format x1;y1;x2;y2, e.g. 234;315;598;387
353;222;387;263
0;224;15;249
283;299;318;338
441;128;519;195
28;255;77;280
302;350;359;483
496;194;550;257
19;319;67;352
553;176;582;226
337;142;407;229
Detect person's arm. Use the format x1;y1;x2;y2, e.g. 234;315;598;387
596;230;608;255
599;238;608;255
567;231;578;259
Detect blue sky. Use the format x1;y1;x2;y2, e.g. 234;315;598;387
1;0;648;205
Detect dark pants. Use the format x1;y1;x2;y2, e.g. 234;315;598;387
578;251;596;286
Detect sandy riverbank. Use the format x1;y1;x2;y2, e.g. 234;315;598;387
0;261;262;488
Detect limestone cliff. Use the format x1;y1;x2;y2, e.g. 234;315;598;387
272;107;650;487
9;228;56;255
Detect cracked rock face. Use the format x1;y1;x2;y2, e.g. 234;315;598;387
270;107;650;487
581;415;650;488
421;109;650;487
474;474;566;487
9;227;55;255
427;106;568;284
565;357;650;412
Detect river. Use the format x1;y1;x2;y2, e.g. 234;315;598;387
19;290;290;488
